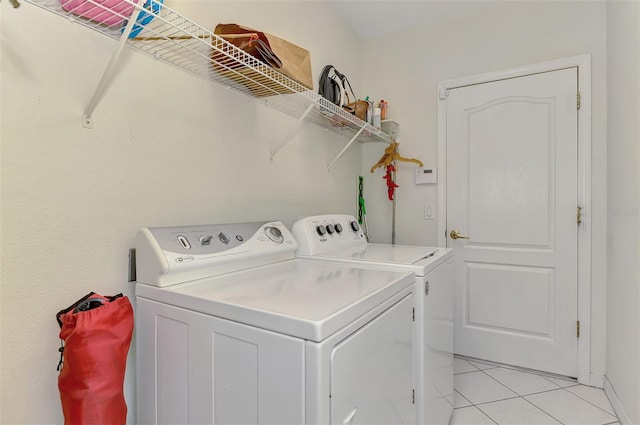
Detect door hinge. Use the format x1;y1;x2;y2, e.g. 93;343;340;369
412;389;415;404
412;308;415;322
577;320;580;338
577;206;582;225
577;91;581;109
439;88;449;100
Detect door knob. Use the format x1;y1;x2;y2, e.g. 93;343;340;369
450;229;469;240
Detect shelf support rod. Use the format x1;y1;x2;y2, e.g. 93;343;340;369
82;0;144;129
327;122;368;171
270;103;314;160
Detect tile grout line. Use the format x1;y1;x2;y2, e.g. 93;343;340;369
479;367;522;397
473;397;524;425
453;361;619;425
454;359;480;375
519;391;567;425
457;364;520;424
454;361;515;411
465;379;567;425
480;370;618;423
472;395;522;407
535;373;618;419
535;370;618;420
562;386;619;419
454;389;473;408
455;385;620;425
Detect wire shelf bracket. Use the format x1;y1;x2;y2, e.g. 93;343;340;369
270;103;314;160
328;122;368;171
82;0;145;129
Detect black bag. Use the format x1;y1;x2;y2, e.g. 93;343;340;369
318;65;356;108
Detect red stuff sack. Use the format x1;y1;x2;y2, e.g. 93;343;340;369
56;293;134;425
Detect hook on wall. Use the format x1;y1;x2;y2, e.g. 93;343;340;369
9;0;21;8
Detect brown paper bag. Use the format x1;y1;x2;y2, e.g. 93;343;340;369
264;32;313;90
211;24;313;96
214;24;282;68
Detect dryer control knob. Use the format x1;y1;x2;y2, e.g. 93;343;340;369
200;235;213;245
265;226;284;244
350;221;360;232
316;225;327;236
326;224;335;234
335;223;343;234
218;232;230;244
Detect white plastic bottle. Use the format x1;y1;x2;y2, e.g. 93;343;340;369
373;107;381;129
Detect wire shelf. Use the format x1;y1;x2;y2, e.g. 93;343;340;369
24;0;392;146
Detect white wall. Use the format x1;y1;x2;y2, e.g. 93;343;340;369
0;1;364;423
605;1;640;423
361;0;608;382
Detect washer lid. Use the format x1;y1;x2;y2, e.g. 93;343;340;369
136;259;413;342
308;244;453;277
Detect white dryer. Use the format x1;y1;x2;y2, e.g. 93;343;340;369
292;214;454;425
135;220;416;425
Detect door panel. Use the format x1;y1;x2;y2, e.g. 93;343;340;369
468;98;554;247
446;68;578;377
466;263;554;336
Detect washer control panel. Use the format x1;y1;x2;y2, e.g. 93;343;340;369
292;214;366;256
136;221;297;286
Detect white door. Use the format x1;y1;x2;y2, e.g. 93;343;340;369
446;68;579;377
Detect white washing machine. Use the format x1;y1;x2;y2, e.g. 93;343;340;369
135;220;416;425
292;214;454;425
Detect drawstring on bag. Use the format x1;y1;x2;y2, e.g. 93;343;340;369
57;341;64;372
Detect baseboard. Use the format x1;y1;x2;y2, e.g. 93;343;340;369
604;376;633;425
589;372;605;388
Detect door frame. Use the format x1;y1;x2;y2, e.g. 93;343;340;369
436;55;592;384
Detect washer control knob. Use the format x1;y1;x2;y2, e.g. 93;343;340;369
350;221;360;232
335;223;343;234
218;232;230;244
265;226;284;244
316;225;327;236
200;235;213;245
326;224;335;235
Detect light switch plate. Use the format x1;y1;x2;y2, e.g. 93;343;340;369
424;204;435;220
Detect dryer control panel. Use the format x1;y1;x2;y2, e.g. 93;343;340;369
136;221;297;287
292;214;366;256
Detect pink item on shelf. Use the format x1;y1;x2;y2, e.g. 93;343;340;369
379;100;388;120
60;0;136;25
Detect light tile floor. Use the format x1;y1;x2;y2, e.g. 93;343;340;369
449;356;619;425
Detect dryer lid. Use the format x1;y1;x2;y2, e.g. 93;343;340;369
136;258;413;342
310;244;451;276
